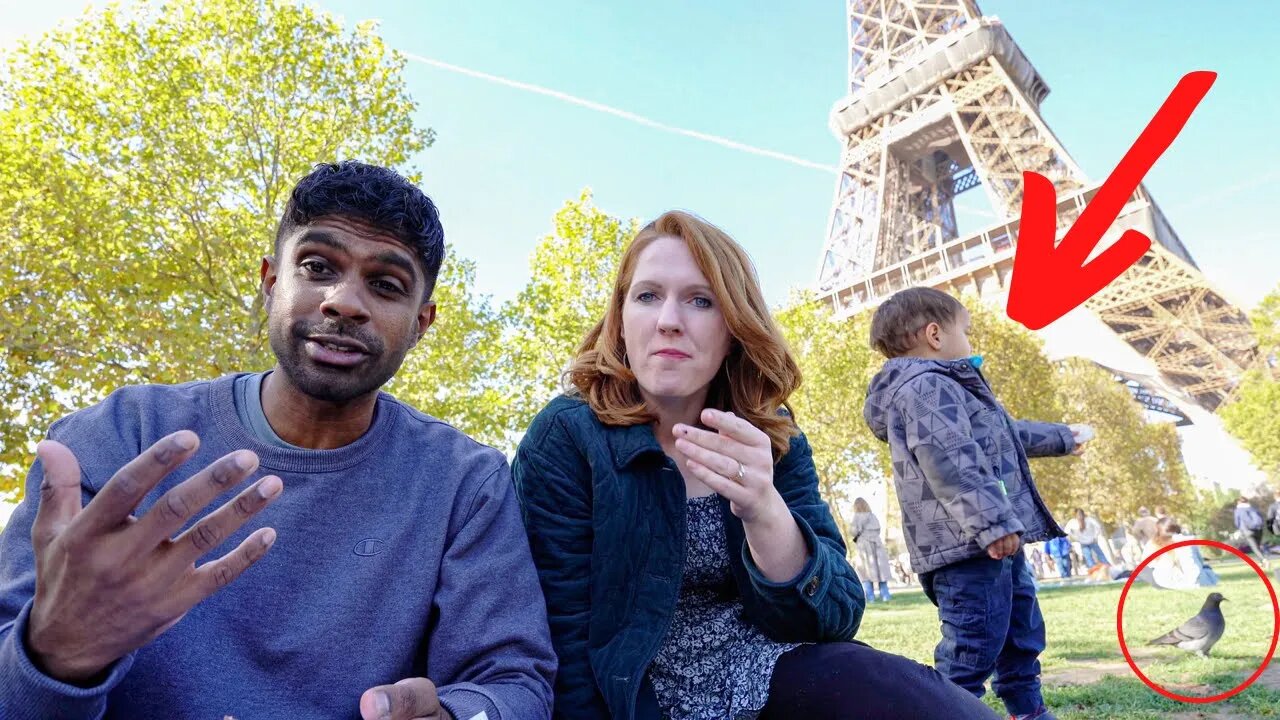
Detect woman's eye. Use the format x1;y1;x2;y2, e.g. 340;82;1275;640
691;296;713;309
636;291;657;302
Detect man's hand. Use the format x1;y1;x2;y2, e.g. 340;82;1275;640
1068;423;1095;456
360;678;453;720
986;532;1022;560
26;432;282;683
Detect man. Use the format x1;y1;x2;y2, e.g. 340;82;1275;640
1131;507;1158;551
1234;497;1271;570
0;162;555;720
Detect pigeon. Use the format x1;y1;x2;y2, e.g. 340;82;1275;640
1147;592;1227;657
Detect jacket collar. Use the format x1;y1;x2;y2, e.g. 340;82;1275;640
602;419;667;470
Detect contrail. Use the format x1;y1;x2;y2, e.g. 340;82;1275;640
403;53;839;174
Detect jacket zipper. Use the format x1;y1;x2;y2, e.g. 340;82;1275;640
974;368;1062;539
626;459;687;720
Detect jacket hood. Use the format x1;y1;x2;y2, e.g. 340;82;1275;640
863;357;980;441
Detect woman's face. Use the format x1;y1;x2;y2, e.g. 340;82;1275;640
621;235;732;404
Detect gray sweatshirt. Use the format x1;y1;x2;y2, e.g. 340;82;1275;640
0;374;555;720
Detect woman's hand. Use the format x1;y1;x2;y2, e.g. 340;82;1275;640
674;409;809;582
673;409;784;525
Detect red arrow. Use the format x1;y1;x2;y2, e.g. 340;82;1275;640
1006;71;1216;330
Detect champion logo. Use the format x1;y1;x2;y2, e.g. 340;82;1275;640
353;538;385;557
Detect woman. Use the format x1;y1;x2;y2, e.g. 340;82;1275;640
1140;517;1218;590
851;497;892;602
1065;508;1109;568
513;211;997;720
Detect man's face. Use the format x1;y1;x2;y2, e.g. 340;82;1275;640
261;215;436;403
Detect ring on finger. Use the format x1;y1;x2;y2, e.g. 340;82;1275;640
735;461;746;482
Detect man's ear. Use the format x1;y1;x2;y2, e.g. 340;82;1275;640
260;256;278;311
923;321;943;351
412;301;437;345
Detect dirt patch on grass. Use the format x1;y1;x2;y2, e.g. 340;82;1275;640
1049;661;1280;720
1042;647;1164;686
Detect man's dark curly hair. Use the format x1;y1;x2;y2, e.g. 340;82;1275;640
274;161;445;299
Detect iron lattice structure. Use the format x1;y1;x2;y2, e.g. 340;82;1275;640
817;0;1260;412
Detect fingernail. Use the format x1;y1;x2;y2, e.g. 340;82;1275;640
261;528;276;548
174;432;197;451
258;476;282;499
233;451;258;472
375;692;390;716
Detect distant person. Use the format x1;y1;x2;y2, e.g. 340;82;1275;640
1045;536;1072;579
1234;497;1271;569
1266;490;1280;540
894;552;915;586
1141;518;1218;590
1119;524;1145;570
852;498;894;602
1065;508;1109;568
1132;507;1158;550
1027;545;1047;580
1107;523;1131;569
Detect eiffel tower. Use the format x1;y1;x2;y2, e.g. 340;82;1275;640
816;0;1261;418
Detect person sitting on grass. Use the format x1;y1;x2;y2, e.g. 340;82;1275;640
1234;497;1271;570
515;212;999;719
1138;517;1218;590
0;162;555;720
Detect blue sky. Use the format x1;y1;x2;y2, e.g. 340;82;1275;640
2;0;1277;312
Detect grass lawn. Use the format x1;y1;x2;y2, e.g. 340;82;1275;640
857;560;1279;719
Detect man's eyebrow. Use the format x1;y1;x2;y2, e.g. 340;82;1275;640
295;229;348;254
373;251;418;281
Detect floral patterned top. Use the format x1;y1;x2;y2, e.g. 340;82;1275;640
647;495;803;720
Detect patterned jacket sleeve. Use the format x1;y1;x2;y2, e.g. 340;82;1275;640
897;374;1026;549
1012;420;1075;458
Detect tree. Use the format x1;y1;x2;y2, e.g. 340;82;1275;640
0;0;455;495
966;302;1066;426
1221;284;1280;479
774;295;886;543
1251;283;1280;359
499;191;638;433
1051;358;1193;525
1221;372;1280;481
385;255;512;448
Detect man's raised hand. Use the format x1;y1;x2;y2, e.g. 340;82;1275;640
26;431;282;683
